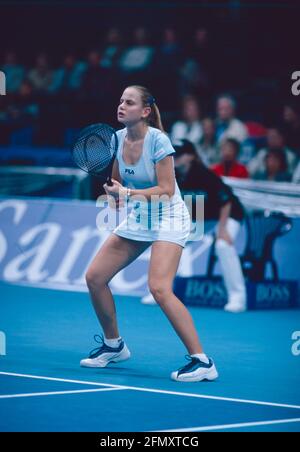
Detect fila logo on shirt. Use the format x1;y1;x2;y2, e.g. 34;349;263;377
125;168;135;175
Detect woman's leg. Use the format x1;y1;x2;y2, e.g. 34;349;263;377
148;241;203;355
86;234;151;338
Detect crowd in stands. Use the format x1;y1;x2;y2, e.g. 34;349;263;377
1;26;300;184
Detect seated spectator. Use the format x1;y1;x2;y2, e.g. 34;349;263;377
80;50;111;100
49;53;86;95
282;100;300;158
211;138;249;179
1;51;24;94
119;27;154;77
253;149;291;182
248;126;298;178
6;80;39;123
197;117;219;166
173;139;246;313
0;80;38;145
159;27;183;69
100;27;124;69
170;95;203;147
215;94;248;144
179;28;209;99
27;53;53;94
152;27;182;111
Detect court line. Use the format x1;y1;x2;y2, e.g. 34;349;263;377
154;417;300;432
1;371;300;411
0;387;125;399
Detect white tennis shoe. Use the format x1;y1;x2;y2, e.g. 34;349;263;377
171;356;219;382
80;335;131;368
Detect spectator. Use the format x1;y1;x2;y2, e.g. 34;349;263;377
282;100;300;158
179;28;210;99
159;27;182;69
0;80;38;146
1;51;24;94
215;94;248;144
211;138;249;179
174;140;246;313
49;53;86;94
197;117;219;166
253;149;291;182
80;50;110;100
153;27;182;111
27;53;53;94
6;80;39;123
100;27;124;69
170;95;203;148
119;27;154;84
248;127;298;178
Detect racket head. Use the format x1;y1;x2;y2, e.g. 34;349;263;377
71;123;118;182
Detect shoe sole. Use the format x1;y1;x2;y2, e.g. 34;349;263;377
171;367;219;382
80;349;131;368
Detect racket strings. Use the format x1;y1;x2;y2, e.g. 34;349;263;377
72;124;118;176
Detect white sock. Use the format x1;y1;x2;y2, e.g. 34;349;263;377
104;336;122;348
191;353;209;364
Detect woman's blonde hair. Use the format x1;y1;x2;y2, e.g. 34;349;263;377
128;85;165;132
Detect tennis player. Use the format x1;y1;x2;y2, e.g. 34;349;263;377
80;85;218;382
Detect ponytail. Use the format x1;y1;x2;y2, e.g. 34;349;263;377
149;103;165;132
128;85;165;132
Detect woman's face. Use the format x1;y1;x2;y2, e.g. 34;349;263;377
117;87;151;126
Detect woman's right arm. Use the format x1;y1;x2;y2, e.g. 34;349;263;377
112;159;122;183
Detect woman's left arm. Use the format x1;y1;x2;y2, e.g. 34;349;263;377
104;156;175;201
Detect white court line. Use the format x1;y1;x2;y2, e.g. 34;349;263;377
154;417;300;432
1;371;300;411
0;387;125;399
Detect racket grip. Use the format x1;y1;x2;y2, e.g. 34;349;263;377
106;176;113;186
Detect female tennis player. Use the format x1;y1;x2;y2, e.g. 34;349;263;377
80;85;218;382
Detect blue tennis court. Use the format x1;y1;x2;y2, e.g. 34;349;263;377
0;281;299;432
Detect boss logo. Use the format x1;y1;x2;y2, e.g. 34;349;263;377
0;71;6;96
125;168;135;175
185;280;226;304
256;284;290;305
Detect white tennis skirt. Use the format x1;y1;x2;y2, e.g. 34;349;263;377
113;199;191;248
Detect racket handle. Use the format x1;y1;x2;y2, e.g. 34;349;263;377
106;176;113;186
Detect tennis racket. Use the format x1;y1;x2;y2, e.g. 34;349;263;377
71;123;118;186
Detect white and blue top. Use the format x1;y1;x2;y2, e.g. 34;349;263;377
113;127;191;247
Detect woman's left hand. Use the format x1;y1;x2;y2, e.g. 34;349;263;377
103;179;126;198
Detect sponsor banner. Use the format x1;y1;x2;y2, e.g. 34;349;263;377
174;277;299;310
0;197;299;305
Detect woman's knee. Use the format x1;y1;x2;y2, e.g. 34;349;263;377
85;267;107;289
148;280;172;304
